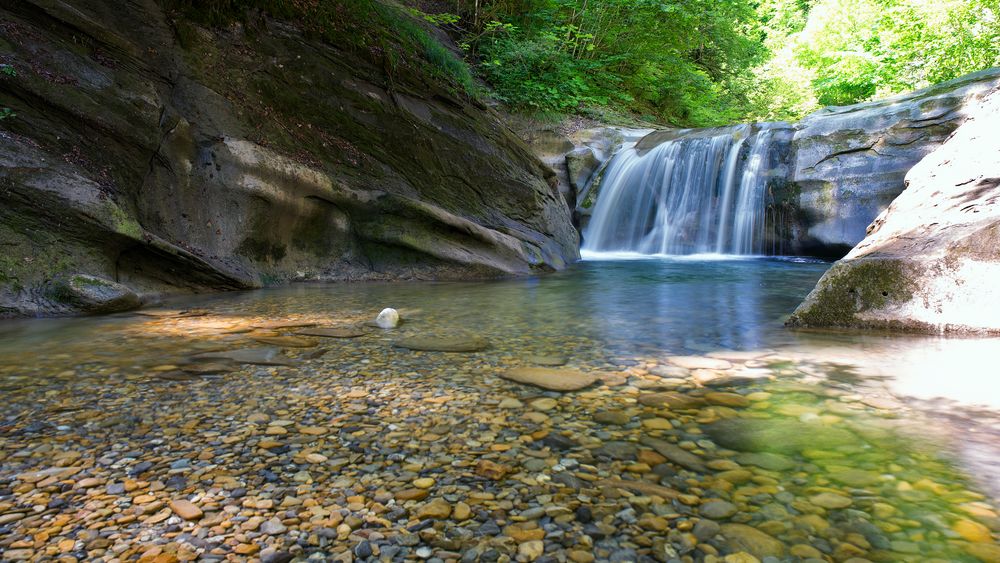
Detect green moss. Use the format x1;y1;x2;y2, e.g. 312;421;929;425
107;203;143;239
788;257;916;327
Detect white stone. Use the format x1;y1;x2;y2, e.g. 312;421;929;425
375;308;400;329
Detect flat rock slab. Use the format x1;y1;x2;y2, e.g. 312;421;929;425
252;336;318;348
296;327;367;339
180;362;234;375
394;336;488;353
596;479;679;499
252;320;317;330
639;436;706;471
637;391;705;410
501;367;599;391
193;347;296;366
527;355;568;366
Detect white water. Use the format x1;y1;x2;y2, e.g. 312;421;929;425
583;125;776;255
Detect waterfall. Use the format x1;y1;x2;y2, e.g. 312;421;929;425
582;125;776;256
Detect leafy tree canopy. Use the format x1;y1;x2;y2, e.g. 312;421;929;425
435;0;1000;125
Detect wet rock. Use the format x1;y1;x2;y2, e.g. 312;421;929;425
693;519;721;541
953;519;994;543
720;523;786;559
705;418;857;454
395;335;488;353
595;441;639;460
700;500;738;519
528;355;568;366
639;436;706;472
376;308;400;329
168;499;203;520
637;392;704;409
594;410;631;425
704;392;750;408
810;492;853;509
49;274;141;314
518;540;545;561
297;327;367;338
193;347;296;366
251;335;318;348
501;368;599;391
734;452;795;471
416;499;453;519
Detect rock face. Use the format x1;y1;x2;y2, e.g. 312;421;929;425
0;1;578;317
788;89;1000;334
575;68;1000;258
789;68;1000;256
519;124;652;228
48;274;140;315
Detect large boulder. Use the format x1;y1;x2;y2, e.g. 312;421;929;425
49;274;141;314
788;68;1000;256
0;1;578;317
788;89;1000;333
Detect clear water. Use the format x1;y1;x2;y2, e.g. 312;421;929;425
1;258;998;561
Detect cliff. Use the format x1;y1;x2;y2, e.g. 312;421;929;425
787;89;1000;334
0;0;579;317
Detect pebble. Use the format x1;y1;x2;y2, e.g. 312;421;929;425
168;499;203;521
0;305;995;563
810;492;853;509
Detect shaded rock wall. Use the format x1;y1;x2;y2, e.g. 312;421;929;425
0;0;578;317
787;88;1000;333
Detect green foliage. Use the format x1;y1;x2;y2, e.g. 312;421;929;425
163;0;999;124
451;0;999;123
753;0;1000;117
463;0;767;126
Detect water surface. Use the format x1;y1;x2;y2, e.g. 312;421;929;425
1;258;998;562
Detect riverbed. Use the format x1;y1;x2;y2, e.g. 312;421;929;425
0;258;998;562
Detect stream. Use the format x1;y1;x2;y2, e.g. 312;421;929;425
1;257;998;562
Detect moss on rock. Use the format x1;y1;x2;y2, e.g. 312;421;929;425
786;257;916;328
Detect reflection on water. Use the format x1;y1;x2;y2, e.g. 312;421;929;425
0;258;998;562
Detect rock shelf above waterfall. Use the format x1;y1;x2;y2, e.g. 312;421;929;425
570;67;1000;259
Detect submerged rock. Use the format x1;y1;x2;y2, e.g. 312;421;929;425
192;347;296;366
49;275;140;315
705;418;857;454
788;90;1000;333
394;335;488;353
296;327;367;338
500;367;599;391
719;523;786;558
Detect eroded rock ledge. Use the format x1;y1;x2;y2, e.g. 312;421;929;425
787;89;1000;333
0;0;578;317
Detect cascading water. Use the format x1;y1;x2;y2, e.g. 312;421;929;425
582;125;777;256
